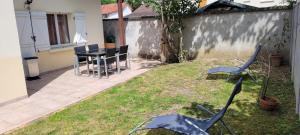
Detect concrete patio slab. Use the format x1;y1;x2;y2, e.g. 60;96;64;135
0;59;160;134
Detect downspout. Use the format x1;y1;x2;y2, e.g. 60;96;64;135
25;1;38;55
117;0;126;47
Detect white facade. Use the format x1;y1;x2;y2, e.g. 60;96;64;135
205;0;288;8
104;6;132;19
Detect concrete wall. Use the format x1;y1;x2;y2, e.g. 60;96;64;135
291;3;300;117
103;18;161;59
104;10;291;61
14;0;104;73
183;10;292;61
0;0;28;104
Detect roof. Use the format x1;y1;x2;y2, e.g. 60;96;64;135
101;3;130;14
197;0;256;13
199;0;208;8
127;5;159;19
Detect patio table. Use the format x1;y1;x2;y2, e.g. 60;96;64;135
76;49;120;78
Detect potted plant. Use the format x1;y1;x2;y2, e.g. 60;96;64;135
270;41;283;67
258;54;279;111
105;35;116;48
269;18;290;67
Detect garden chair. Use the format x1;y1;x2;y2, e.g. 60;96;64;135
207;45;262;81
87;44;99;53
74;46;90;75
88;44;100;76
119;45;130;69
129;78;244;135
91;48;118;78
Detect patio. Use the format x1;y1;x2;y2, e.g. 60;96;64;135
5;58;300;135
0;59;160;134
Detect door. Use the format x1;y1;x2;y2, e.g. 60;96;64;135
74;12;88;45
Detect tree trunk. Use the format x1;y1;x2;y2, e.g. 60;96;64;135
117;0;125;46
160;0;168;63
178;28;184;62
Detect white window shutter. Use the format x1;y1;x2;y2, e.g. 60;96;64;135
73;12;88;45
31;11;51;51
16;11;36;57
15;11;50;57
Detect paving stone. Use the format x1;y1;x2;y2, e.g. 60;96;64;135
0;60;161;134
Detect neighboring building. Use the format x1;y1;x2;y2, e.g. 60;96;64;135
127;5;159;19
197;0;256;13
0;0;104;105
101;3;132;19
199;0;289;8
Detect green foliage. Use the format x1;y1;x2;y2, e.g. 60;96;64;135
101;0;116;4
144;0;199;62
105;35;116;43
148;0;198;33
126;0;143;10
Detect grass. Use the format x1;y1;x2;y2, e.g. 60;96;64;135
9;59;300;135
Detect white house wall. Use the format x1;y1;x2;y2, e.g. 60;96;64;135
0;0;28;105
13;0;104;73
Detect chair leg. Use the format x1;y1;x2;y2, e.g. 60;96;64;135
220;120;234;135
104;59;108;78
127;57;131;69
92;62;95;77
74;56;80;76
247;70;257;82
86;57;90;76
247;67;257;82
74;62;77;76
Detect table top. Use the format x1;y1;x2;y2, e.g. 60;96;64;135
76;50;106;57
76;49;120;57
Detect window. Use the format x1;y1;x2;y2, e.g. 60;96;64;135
47;14;70;46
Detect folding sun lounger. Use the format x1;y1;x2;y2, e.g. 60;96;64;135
207;45;262;81
129;78;244;135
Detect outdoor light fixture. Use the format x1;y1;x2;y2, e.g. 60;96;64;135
25;0;33;5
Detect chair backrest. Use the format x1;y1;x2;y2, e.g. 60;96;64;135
105;48;117;64
74;46;86;54
119;45;129;61
120;45;128;54
205;78;243;129
239;45;262;71
74;46;87;62
88;44;99;53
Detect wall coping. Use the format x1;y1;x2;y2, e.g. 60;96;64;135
103;7;292;21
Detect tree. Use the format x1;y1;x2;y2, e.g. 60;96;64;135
101;0;117;4
147;0;199;63
126;0;143;10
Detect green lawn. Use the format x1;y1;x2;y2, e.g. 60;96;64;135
10;59;300;135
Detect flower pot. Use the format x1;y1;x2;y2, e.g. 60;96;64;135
270;54;282;67
105;43;116;48
259;96;279;111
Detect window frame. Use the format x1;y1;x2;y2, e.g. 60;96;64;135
47;13;72;49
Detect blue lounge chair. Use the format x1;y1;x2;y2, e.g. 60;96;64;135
208;45;262;80
129;78;244;135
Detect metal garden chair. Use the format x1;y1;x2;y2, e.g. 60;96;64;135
129;78;244;135
207;45;262;81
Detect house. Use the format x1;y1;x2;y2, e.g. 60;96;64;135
199;0;289;8
197;0;256;13
101;3;132;19
0;0;104;105
126;5;159;19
